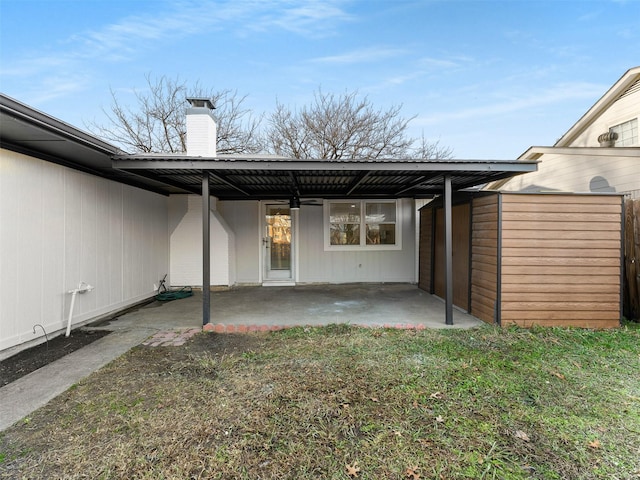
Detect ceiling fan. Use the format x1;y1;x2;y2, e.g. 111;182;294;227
289;196;323;209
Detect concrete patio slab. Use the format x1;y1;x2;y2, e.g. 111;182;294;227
96;283;483;331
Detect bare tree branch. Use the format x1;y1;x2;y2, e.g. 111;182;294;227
265;89;416;160
88;78;452;161
87;74;262;155
411;132;454;160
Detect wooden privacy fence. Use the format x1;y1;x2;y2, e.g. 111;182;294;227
624;199;640;320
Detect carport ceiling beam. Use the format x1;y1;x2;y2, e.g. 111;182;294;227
289;172;301;196
346;171;372;196
394;173;440;196
209;171;251;197
118;168;201;195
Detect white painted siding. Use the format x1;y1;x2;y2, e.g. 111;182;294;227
216;198;417;285
168;195;235;287
568;92;639;147
0;148;169;357
217;201;260;284
297;198;416;283
501;155;640;195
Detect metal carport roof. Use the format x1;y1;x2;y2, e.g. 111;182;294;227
111;154;537;200
1;92;538;326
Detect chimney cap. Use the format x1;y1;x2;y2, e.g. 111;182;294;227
186;97;215;109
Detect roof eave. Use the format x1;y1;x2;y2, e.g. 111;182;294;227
0;93;123;156
554;66;640;147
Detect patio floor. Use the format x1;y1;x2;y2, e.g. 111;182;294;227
101;283;484;332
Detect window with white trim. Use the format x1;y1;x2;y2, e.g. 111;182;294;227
324;200;401;250
610;118;638;146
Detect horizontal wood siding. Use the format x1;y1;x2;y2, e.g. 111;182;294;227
500;193;622;328
471;195;499;324
418;207;433;292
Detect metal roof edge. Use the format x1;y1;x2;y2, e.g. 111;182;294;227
0;93;123;156
519;145;640;158
111;156;538;173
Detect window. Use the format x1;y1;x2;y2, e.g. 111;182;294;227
325;200;401;250
610;118;638;146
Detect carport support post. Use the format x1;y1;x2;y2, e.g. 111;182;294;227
202;171;211;327
444;174;454;325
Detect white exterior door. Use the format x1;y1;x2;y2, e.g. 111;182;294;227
263;203;295;284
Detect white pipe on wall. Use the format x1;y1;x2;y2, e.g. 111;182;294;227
65;282;94;337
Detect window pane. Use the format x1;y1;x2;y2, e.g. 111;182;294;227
366;223;396;245
611;118;638;146
330;202;361;223
330;224;360;245
365;202;395;223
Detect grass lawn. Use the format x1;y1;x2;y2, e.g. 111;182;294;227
1;323;639;479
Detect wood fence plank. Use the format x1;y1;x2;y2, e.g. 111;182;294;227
502;238;621;249
501;292;619;302
504;221;621;231
501;194;621;205
501;283;620;293
473;253;498;266
501;274;620;285
502;203;623;214
502;211;620;222
502;231;620;241
473;284;497;298
501;310;620;321
502;257;620;267
502;247;620;258
501;301;619;311
502;265;620;276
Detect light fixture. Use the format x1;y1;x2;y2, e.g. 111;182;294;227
290;196;301;210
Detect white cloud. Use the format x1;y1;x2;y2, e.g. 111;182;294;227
416;57;461;69
257;1;354;36
415;82;605;126
1;0;353;99
311;46;406;64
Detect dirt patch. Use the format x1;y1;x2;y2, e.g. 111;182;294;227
184;330;263;355
0;330;110;387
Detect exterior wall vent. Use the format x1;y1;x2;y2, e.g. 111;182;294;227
620;78;640;99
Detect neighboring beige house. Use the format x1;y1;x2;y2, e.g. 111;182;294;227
490;66;640;197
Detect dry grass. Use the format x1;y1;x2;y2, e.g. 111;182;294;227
1;323;639;479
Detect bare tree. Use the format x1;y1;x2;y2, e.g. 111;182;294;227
88;74;262;154
412;132;454;160
265;89;416;159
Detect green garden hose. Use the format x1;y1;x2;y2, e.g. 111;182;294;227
155;286;193;301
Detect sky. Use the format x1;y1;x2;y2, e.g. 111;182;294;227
1;0;639;159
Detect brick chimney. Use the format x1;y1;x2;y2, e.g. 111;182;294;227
186;97;216;156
